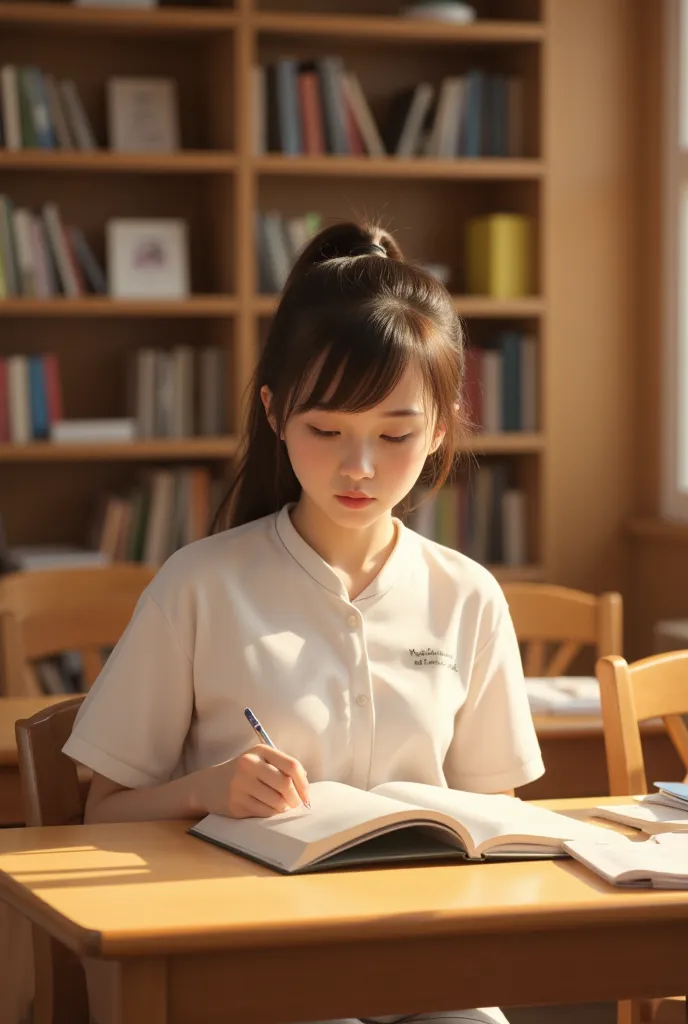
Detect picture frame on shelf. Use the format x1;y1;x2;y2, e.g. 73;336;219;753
107;77;180;153
106;218;190;299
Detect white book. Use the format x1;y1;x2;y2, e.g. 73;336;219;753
50;418;136;443
12;208;36;297
564;835;688;889
395;83;435;158
0;66;21;150
525;676;600;715
7;354;31;443
520;334;538;432
502;488;527;566
9;545;110;570
341;71;386;157
591;803;688;835
262;212;291;291
190;779;611;875
480;349;503;433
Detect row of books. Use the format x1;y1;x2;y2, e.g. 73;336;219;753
384;71;525;159
254;58;526;159
254;58;383;158
133;346;227;439
0;196;106;299
464;332;537;433
256;210;322;293
409;465;528;566
0;65;97;151
92;466;224;567
0;353;62;443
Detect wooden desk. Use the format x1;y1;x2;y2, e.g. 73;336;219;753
0;697;69;826
521;715;685;799
0;798;686;1024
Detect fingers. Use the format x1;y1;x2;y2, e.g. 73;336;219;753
257;745;311;806
255;759;302;808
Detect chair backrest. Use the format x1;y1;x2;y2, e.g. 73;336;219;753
597;650;688;795
15;696;89;1024
501;583;623;676
0;564;155;696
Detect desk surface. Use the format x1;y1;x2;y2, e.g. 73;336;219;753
0;797;686;961
0;696;70;765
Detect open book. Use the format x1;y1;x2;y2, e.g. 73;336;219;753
591;802;688;835
564;835;688;889
188;780;611;874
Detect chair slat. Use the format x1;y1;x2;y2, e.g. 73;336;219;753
545;641;581;677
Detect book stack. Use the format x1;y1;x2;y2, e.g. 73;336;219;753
463;332;538;433
133;345;227;439
0;195;106;298
92;465;225;566
465;213;532;297
0;352;63;443
409;464;528;566
0;65;97;150
256;210;322;293
254;58;385;157
384;71;524;158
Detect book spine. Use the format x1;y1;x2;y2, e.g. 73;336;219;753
0;66;21;150
42;353;64;424
0;357;9;442
274;58;302;156
28;355;49;439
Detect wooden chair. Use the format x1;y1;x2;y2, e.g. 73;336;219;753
15;696;89;1024
501;582;623;674
0;564;156;696
597;651;688;1024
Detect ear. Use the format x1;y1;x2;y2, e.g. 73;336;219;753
260;385;278;434
428;417;447;455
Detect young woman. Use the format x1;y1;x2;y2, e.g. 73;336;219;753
64;221;544;1024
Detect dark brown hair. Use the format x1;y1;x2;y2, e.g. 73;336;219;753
213;220;470;531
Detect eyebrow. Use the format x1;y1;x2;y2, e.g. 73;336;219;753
312;405;423;417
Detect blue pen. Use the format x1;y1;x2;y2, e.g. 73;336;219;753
244;707;311;809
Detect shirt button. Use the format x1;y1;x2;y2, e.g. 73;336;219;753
347;614;358;629
356;694;368;706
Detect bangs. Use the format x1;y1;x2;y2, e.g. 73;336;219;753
284;301;433;421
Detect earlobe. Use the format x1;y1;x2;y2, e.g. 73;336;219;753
429;427;446;455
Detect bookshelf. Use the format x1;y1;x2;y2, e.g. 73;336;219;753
0;0;548;580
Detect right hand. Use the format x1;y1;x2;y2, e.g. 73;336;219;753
194;744;310;819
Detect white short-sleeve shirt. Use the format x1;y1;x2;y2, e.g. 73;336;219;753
63;505;545;793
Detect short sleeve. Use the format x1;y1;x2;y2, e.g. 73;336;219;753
62;592;194;789
444;600;544;792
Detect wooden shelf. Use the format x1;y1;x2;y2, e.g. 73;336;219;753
255;12;544;46
462;433;545;454
0;151;237;174
253;156;544;181
0;2;237;34
0;297;238;318
253;295;545;318
0;437;240;463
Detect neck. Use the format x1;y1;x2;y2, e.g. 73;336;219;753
290;496;396;580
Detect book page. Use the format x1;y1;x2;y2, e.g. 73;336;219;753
191;780;462;872
372;781;613;856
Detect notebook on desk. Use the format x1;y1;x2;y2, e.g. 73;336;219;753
188;780;612;874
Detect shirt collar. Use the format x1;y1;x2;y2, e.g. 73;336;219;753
274;503;411;603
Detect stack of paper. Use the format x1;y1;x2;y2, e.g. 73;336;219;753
564;833;688;889
525;676;600;714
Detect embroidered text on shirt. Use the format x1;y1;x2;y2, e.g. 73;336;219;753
408;648;458;672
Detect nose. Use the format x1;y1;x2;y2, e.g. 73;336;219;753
339;439;374;480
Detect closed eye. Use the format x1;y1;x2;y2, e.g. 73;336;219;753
308;425;340;438
382;434;413;443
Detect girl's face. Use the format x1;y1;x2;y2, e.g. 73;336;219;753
263;365;445;530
